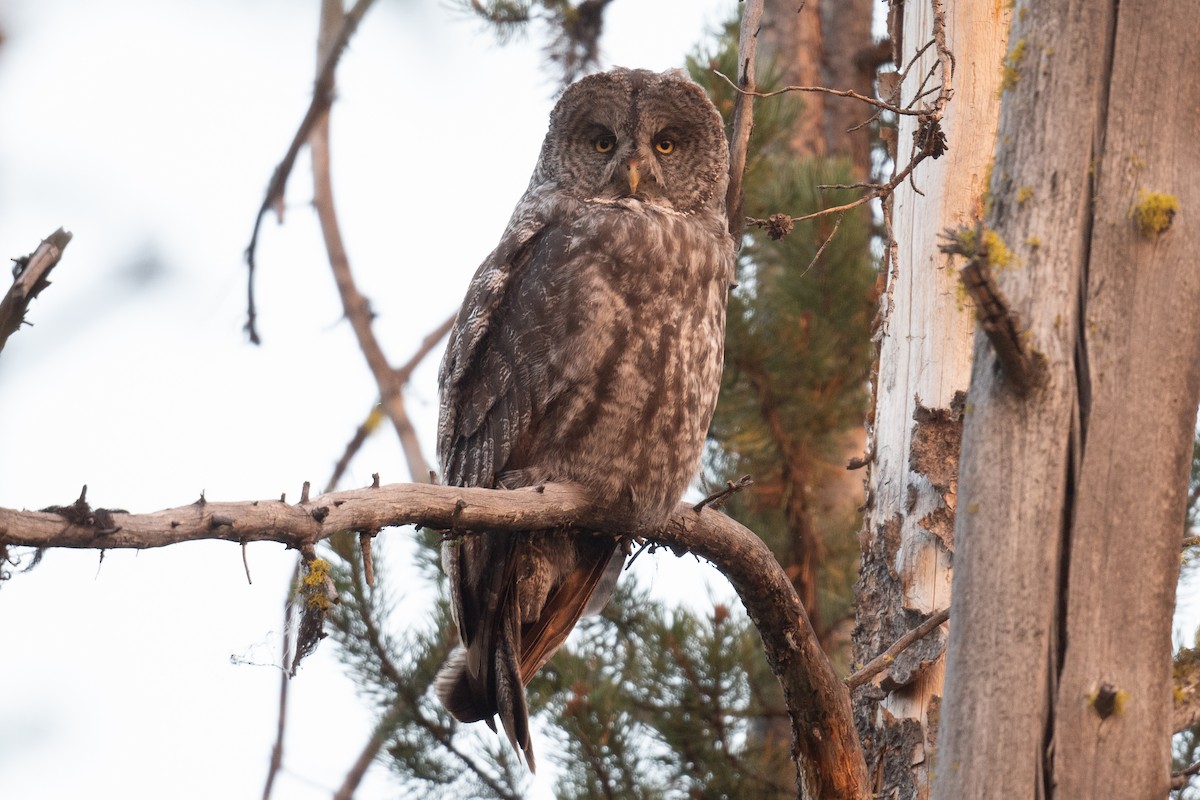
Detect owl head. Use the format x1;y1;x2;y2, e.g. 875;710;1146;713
535;68;729;215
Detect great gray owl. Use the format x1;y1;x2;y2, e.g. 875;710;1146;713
435;67;734;770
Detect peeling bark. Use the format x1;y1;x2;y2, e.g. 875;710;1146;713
853;1;1009;797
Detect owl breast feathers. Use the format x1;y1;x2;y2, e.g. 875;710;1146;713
435;67;734;771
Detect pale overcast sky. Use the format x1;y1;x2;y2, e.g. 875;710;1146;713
0;1;733;797
3;2;1198;798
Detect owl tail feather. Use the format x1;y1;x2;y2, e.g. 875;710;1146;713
434;634;536;772
434;647;495;729
496;616;536;771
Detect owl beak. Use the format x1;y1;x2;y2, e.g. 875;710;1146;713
626;160;641;195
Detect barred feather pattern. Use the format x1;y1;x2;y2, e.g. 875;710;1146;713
435;68;734;771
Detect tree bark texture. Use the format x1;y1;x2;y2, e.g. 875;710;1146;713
854;2;1009;798
0;479;869;799
935;1;1200;798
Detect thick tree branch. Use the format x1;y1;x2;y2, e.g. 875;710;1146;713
1;228;72;357
0;480;866;798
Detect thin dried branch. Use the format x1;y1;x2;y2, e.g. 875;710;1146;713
746;111;943;234
242;0;377;344
1172;759;1200;790
799;211;846;278
261;570;298;800
327;404;387;494
326;315;454;492
396;312;456;384
0;480;867;798
693;474;753;512
1;228;72;357
333;706;405;800
845;607;950;690
743;19;955;235
750;195;873;231
308;1;431;483
724;0;764;242
713;68;926;115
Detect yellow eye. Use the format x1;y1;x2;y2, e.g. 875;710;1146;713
655;139;675;155
594;135;615;153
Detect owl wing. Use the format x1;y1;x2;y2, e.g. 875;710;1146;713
436;193;622;769
437;200;554;734
437;184;565;487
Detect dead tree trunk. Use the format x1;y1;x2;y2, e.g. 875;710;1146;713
853;2;1009;797
934;1;1200;797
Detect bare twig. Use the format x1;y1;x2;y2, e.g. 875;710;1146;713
845;607;950;690
1172;759;1200;790
395;312;456;383
1;228;72;357
724;0;764;242
242;0;377;344
358;531;374;586
307;2;432;483
693;475;753;512
261;570;298;800
241;541;253;585
325;314;454;492
713;68;926;116
0;480;867;798
327;404;386;494
748;195;872;231
739;19;955;235
798;212;845;277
